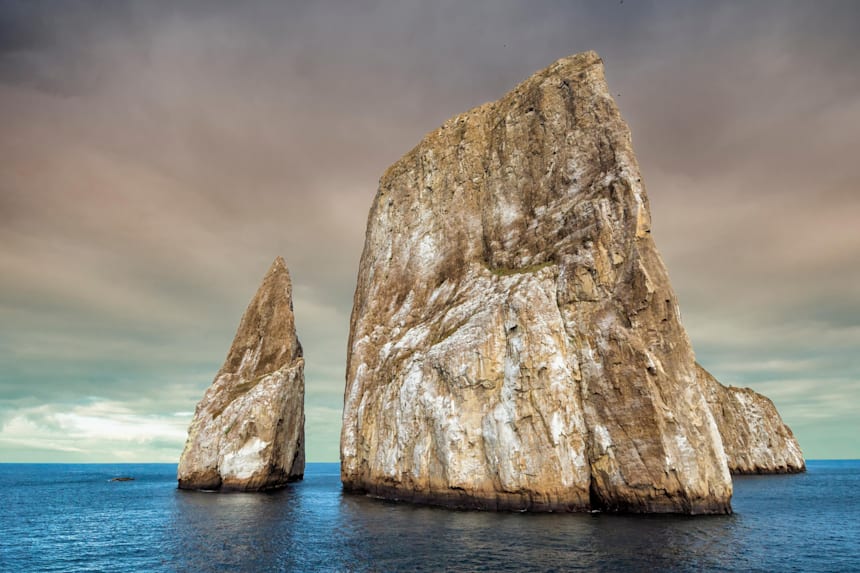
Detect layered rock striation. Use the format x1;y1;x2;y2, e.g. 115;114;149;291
698;364;805;474
341;51;735;513
178;256;305;491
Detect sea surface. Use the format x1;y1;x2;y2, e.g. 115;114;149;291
1;461;858;572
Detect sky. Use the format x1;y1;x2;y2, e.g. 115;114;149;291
1;0;858;463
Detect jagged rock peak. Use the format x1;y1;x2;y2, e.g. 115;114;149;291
341;51;733;514
698;363;805;475
220;255;302;381
178;256;305;491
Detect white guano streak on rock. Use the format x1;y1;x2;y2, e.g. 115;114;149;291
734;391;773;462
220;437;270;480
238;342;263;376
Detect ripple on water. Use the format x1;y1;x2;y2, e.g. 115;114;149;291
0;461;857;572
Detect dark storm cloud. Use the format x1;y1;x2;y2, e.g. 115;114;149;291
1;0;858;460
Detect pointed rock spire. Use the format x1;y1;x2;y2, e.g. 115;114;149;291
178;257;305;491
220;256;303;381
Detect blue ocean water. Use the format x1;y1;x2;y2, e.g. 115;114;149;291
0;461;857;572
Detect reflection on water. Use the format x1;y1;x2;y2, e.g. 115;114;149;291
167;487;299;570
2;462;858;572
160;462;857;572
333;488;738;572
165;468;341;571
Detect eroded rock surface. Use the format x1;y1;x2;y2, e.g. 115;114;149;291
341;51;733;513
178;256;304;491
698;364;805;474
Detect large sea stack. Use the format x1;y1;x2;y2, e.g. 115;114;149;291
341;51;737;513
178;256;305;491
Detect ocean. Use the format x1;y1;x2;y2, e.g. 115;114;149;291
1;461;857;572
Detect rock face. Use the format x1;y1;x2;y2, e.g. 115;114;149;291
341;51;734;513
178;256;305;491
698;364;805;474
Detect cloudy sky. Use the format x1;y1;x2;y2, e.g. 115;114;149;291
1;0;857;462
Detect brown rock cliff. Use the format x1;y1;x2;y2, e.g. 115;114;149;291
698;363;805;474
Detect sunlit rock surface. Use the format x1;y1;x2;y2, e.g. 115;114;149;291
341;51;734;513
698;363;805;475
178;256;304;491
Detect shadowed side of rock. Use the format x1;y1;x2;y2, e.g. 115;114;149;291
341;51;733;514
698;363;805;475
178;256;305;491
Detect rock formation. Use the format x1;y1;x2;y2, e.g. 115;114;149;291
698;363;805;474
178;256;305;491
341;51;735;513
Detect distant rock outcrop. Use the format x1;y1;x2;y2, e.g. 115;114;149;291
341;51;734;513
698;363;805;474
178;257;304;491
